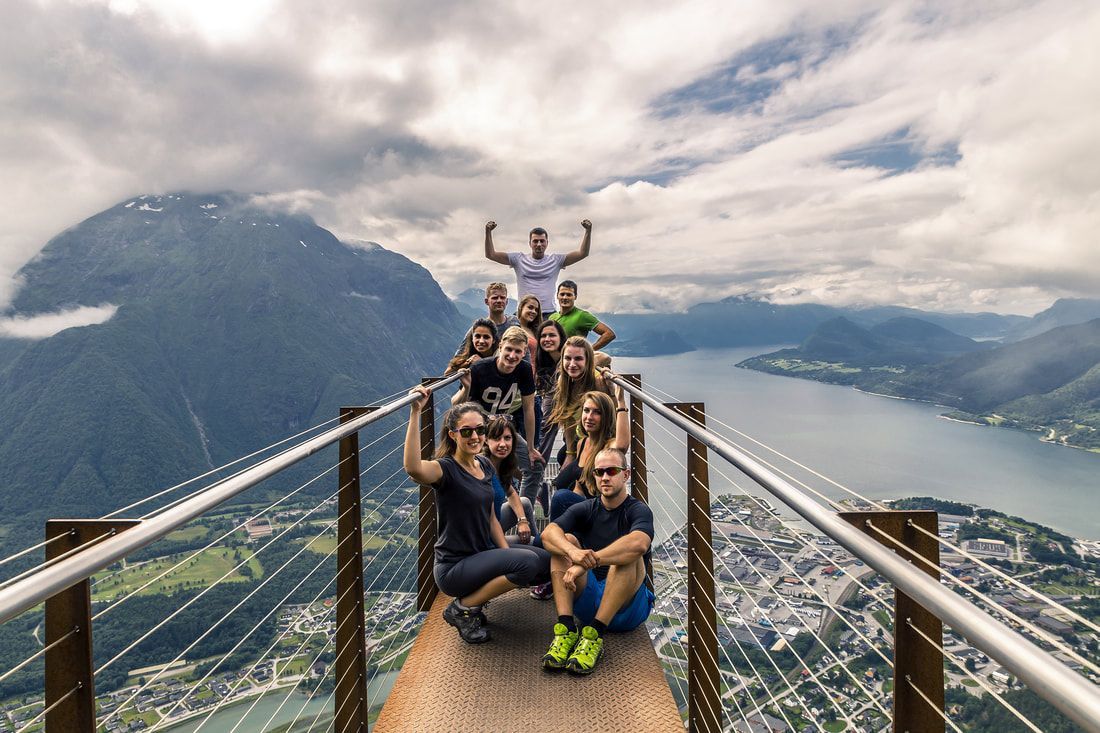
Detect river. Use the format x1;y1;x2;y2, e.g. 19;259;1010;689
612;347;1100;540
163;670;399;733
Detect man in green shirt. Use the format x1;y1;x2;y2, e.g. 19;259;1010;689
550;280;616;351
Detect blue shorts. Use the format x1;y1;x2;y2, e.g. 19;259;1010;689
573;571;654;632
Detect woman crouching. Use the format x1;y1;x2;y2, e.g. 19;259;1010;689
404;387;550;643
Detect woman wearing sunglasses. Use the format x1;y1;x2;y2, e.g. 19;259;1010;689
404;387;551;644
483;415;538;544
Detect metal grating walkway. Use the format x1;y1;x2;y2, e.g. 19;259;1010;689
373;591;684;732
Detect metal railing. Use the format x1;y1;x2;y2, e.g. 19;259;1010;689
606;371;1100;733
1;368;1098;732
0;372;463;732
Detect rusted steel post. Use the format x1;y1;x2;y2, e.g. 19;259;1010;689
335;406;374;733
44;518;141;733
622;373;648;506
417;377;439;612
840;510;944;733
669;402;721;733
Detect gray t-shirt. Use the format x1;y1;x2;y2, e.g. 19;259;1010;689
432;455;496;565
507;252;567;313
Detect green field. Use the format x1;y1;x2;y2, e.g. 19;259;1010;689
165;525;210;542
296;532;388;555
92;547;263;600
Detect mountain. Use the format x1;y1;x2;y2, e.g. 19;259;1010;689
880;319;1100;412
604;329;696;357
845;305;1028;339
739;317;1100;450
1004;298;1100;343
741;316;988;373
452;287;516;321
602;295;1025;350
0;193;466;557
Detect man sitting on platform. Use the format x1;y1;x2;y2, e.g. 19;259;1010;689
539;447;654;674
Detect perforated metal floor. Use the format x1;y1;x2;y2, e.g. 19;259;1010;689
373;591;684;732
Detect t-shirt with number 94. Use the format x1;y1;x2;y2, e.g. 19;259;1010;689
467;358;535;415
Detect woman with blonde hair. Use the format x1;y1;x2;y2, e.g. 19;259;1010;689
529;387;629;600
547;336;612;462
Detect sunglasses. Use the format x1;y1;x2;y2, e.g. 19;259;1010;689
592;466;628;477
455;426;488;438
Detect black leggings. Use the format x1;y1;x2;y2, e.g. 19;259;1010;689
435;541;551;599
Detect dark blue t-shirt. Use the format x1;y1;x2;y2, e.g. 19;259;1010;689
431;455;495;565
554;495;654;580
468;357;535;415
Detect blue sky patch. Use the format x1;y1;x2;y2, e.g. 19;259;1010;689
833;127;960;174
650;25;856;119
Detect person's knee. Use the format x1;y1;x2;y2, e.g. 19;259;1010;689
563;533;580;547
507;551;547;585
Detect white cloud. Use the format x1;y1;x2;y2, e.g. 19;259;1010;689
1;0;1097;316
0;304;119;339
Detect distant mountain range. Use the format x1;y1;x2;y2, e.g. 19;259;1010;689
0;193;466;558
590;295;1039;357
739;317;1100;451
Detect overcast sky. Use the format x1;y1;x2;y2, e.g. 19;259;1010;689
1;0;1098;316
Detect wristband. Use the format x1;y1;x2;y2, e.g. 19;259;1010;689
616;407;627;412
517;518;529;524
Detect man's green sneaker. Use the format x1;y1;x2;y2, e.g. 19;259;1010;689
541;623;579;670
565;625;604;675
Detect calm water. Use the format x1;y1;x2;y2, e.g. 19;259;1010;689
614;347;1100;540
164;670;399;733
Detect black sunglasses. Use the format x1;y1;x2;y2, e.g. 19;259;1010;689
592;466;628;477
456;425;488;438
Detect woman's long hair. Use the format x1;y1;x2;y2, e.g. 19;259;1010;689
548;336;599;428
435;402;488;459
576;390;619;496
484;415;518;489
446;318;499;374
516;294;543;337
535;319;567;394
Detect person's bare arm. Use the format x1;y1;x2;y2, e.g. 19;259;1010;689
489;511;509;550
542;523;598;568
593;530;651;566
503;484;531;543
522;394;543;465
563;219;592;266
404;388;443;485
484;220;510;265
610;382;630;451
451;372;472;405
590;321;615;351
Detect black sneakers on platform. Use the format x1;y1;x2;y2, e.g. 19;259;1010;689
443;599;491;644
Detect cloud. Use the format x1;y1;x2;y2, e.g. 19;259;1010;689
0;304;119;339
1;0;1097;316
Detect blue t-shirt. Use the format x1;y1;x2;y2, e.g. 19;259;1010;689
554;495;654;580
491;473;507;522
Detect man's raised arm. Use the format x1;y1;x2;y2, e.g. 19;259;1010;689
484;220;510;265
562;219;592;266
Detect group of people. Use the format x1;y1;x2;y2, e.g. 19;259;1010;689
402;220;653;676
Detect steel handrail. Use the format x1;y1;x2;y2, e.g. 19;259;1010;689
0;372;463;625
605;372;1100;733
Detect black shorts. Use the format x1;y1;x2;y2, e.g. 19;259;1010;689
435;542;550;599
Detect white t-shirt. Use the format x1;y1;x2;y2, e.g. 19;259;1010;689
507;251;567;313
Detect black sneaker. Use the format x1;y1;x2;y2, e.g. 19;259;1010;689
443;599;491;644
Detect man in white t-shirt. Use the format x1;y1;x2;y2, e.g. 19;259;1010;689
484;220;593;315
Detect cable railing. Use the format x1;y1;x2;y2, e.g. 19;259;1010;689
1;368;1098;733
609;371;1100;733
0;372;461;733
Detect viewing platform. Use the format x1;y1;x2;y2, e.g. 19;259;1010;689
374;592;683;732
